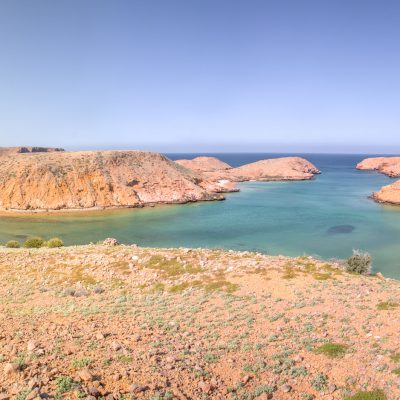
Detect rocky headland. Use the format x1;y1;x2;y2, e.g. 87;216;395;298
0;243;398;399
0;151;224;212
0;151;319;213
0;146;64;156
176;156;320;191
357;157;400;205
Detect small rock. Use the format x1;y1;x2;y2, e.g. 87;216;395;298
26;388;39;400
328;383;337;393
376;272;385;280
281;384;292;393
78;368;94;382
27;340;38;352
198;381;212;393
95;333;105;340
111;341;122;351
4;363;18;375
103;238;119;246
129;384;148;393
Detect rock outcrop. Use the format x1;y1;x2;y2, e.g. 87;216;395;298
175;156;232;172
0;146;64;156
0;151;223;212
357;157;400;205
357;157;400;177
229;157;320;181
176;156;320;191
372;181;400;205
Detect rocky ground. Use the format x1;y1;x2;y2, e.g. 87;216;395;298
0;243;399;399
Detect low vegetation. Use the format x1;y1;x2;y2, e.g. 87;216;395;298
344;389;387;400
346;250;372;275
315;342;348;358
46;237;64;248
24;236;45;248
5;240;20;248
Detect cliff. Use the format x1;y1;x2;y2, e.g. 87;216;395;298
0;151;223;212
357;157;400;205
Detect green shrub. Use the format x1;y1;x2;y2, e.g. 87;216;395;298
24;237;44;248
344;389;386;400
6;240;20;248
46;237;64;248
346;250;372;275
315;343;348;358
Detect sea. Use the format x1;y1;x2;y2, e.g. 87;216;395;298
1;153;400;278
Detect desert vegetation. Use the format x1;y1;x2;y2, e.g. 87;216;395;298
0;241;397;398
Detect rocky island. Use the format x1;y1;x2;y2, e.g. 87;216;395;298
0;242;397;399
357;157;400;205
0;151;319;212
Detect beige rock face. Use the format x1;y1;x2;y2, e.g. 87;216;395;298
372;181;400;205
175;156;232;172
176;156;320;191
0;151;223;211
356;157;400;178
357;157;400;205
0;146;64;156
229;157;320;181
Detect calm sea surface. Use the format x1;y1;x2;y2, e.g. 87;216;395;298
1;153;400;278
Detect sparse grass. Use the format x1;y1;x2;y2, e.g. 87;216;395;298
344;389;386;400
315;343;348;358
392;368;400;376
313;272;334;280
390;353;400;362
143;255;202;277
70;357;92;369
55;376;75;394
377;301;399;310
282;267;297;279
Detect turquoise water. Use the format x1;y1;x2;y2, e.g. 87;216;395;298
1;153;400;278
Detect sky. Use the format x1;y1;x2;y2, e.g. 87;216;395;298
0;0;399;153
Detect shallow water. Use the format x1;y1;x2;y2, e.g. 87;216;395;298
1;153;400;278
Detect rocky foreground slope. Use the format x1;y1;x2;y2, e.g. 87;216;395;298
0;151;319;212
0;243;398;399
357;157;400;205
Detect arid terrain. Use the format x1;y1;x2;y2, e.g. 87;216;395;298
0;151;319;212
357;157;400;205
0;243;399;399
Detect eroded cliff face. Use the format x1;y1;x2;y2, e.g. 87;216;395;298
0;151;222;211
357;157;400;205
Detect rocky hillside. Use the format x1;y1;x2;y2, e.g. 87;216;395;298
0;151;223;212
0;243;397;399
357;157;400;205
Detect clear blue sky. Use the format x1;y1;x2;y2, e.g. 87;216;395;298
0;0;399;153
